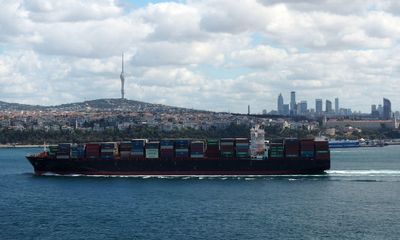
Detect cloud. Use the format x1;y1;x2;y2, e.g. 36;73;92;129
231;45;288;68
136;2;206;42
0;0;399;113
0;1;35;43
23;0;122;22
33;16;152;58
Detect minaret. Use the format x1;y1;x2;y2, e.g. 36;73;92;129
120;53;125;99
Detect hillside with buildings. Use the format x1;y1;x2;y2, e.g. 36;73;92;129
0;96;399;144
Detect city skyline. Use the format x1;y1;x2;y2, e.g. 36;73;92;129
274;91;396;116
0;0;400;113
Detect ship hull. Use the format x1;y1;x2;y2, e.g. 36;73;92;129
27;157;330;176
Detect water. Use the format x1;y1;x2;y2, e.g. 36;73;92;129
0;146;399;240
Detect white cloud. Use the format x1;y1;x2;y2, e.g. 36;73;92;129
231;45;288;68
23;0;122;22
0;0;399;112
137;2;206;42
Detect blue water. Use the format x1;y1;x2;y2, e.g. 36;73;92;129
0;146;399;239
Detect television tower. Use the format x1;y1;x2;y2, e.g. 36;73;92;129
120;53;125;99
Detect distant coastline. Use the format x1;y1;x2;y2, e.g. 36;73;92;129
0;144;42;148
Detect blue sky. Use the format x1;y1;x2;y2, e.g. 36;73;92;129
0;0;399;113
128;0;181;7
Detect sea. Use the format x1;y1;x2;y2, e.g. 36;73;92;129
0;146;399;240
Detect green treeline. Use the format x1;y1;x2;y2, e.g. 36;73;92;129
0;124;250;144
1;123;399;144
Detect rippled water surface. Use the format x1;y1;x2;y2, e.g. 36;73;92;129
0;146;399;239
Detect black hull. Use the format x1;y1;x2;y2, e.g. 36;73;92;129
27;157;330;176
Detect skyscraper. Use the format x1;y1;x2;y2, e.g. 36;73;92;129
277;93;284;115
326;100;332;113
378;104;383;116
335;98;339;113
290;91;296;115
371;104;379;118
299;101;307;115
283;104;290;115
383;98;392;120
315;99;323;115
371;104;377;112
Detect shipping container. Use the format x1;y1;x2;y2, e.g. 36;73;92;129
314;141;330;160
190;140;205;158
56;143;71;160
100;142;118;160
119;141;132;152
206;139;220;158
300;139;315;158
235;138;249;159
269;143;284;158
85;143;100;159
48;145;58;157
131;139;147;148
70;144;85;159
145;141;160;159
120;151;131;160
174;139;189;158
284;139;300;158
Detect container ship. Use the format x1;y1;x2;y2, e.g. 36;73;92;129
26;126;330;176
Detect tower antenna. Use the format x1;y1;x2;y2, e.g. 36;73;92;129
120;53;125;99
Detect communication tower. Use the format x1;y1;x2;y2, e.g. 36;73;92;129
120;53;125;99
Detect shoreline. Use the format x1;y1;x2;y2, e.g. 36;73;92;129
0;144;43;148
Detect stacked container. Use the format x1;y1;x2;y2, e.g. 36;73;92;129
85;143;100;159
131;139;147;159
145;141;160;159
100;142;117;160
300;139;315;158
119;141;131;160
220;138;235;159
190;141;205;158
284;139;300;158
70;144;85;159
269;139;284;159
314;141;330;160
206;139;220;158
48;145;58;158
175;140;189;158
160;140;174;159
56;143;71;160
235;138;250;159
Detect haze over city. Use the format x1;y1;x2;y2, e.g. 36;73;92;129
1;0;399;113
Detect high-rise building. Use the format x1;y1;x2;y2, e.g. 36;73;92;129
378;104;383;117
283;104;290;115
371;104;379;118
299;101;307;115
383;98;392;120
326;100;332;113
290;91;296;115
277;93;284;115
315;99;323;115
371;104;377;112
335;98;339;113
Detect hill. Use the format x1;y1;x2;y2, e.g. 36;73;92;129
0;98;209;113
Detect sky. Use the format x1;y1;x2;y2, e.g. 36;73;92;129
0;0;399;113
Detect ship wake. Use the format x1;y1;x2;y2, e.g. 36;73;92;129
326;170;400;177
